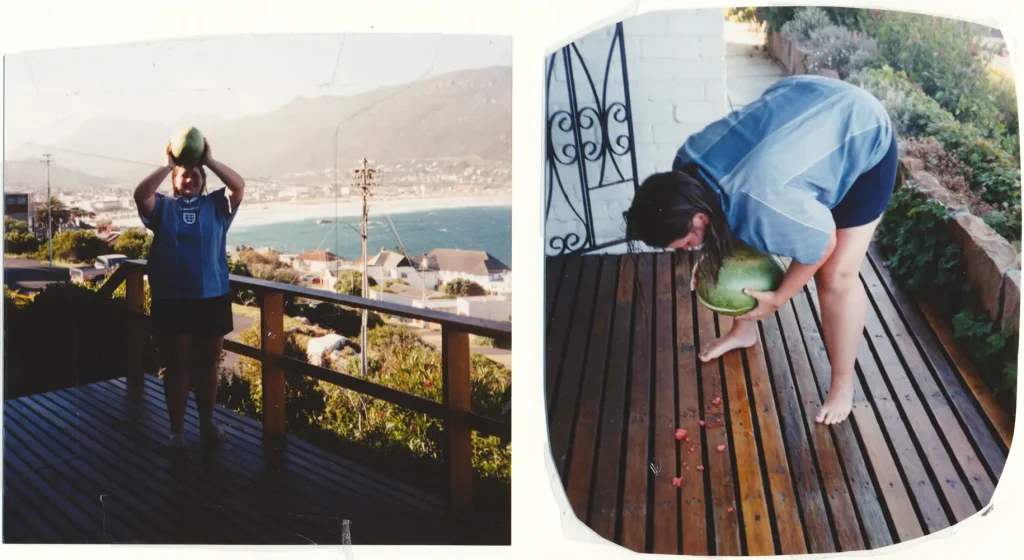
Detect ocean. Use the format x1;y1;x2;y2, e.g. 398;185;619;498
227;204;513;267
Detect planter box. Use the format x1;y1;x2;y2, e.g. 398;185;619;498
897;157;1022;332
769;31;810;76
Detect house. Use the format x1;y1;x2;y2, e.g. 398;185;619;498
363;248;440;291
4;192;31;227
422;248;512;294
293;249;348;273
456;294;512;322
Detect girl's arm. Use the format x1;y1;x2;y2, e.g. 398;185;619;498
202;140;245;209
134;148;174;221
738;227;837;322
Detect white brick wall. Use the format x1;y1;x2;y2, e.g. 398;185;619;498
545;9;728;255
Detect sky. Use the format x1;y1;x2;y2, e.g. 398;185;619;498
3;33;511;152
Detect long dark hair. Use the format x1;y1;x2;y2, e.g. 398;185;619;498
623;166;733;284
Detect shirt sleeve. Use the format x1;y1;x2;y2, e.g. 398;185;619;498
139;193;166;231
730;188;834;265
210;187;238;229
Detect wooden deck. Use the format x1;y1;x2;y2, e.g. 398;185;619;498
2;375;452;545
545;244;1014;556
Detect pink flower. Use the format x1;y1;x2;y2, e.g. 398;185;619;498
672;477;683;487
871;10;880;20
1000;114;1006;123
675;428;688;440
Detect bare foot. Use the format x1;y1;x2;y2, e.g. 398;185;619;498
167;432;185;448
816;378;854;425
201;421;228;444
699;327;758;362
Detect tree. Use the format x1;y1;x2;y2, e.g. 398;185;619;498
4;218;40;255
51;231;110;263
443;278;487;298
113;228;152;259
392;245;407;256
335;270;377;297
32;196;74;238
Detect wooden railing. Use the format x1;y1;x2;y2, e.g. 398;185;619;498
99;260;511;522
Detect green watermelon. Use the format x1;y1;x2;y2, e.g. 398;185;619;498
169;126;205;166
694;245;786;317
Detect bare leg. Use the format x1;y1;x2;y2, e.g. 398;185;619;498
699;318;758;362
160;334;193;447
193;334;227;443
813;217;881;425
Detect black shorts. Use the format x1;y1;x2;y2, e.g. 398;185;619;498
150;293;234;337
830;127;899;229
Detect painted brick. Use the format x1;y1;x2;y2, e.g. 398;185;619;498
623;12;671;36
652;122;703;144
699;36;727;59
953;213;1022;322
631;100;676;123
641;36;701;59
632;124;655;144
667;9;726;34
628;58;673;81
646;81;704;102
674;101;729;123
704;82;727;104
1001;269;1020;332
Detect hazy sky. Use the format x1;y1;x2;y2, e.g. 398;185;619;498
3;33;511;151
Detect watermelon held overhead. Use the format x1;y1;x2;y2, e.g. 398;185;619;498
695;245;786;317
169;126;206;166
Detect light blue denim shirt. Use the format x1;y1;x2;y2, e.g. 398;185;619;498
673;75;894;265
140;187;237;300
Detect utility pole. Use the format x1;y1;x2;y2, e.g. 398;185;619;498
351;158;380;377
41;153;54;268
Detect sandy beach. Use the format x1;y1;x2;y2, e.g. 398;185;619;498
111;193;512;229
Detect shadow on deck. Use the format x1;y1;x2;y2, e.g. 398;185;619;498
3;375;449;545
545;244;1013;556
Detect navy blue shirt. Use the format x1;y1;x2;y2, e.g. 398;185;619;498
140;187;237;300
673;75;894;265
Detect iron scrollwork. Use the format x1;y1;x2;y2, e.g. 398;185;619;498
545;22;640;257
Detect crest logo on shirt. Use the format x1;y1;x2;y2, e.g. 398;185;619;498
183;212;196;225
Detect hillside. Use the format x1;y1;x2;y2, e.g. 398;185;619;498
3;159;111;192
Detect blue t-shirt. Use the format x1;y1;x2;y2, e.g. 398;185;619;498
140;187;237;300
673;75;894;265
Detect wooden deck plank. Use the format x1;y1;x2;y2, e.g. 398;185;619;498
652;252;681;554
673;253;709;556
718;315;774;555
868;245;1011;469
840;282;978;523
546;257;584;409
588;256;636;541
621;254;655;552
550;257;604;477
565;256;619;521
760;315;836;554
791;287;891;549
546;257;567;322
695;303;742;556
743;327;808;555
776;300;865;551
859;259;996;506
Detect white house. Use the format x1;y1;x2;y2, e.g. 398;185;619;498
545;9;730;255
293;249;348;274
363;248;440;291
422;248;512;294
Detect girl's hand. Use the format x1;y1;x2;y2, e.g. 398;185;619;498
201;139;213;167
164;142;177;168
736;289;783;323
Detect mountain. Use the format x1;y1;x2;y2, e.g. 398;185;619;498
3;159;111;192
7;66;511;185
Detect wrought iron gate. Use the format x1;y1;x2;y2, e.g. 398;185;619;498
544;22;640;257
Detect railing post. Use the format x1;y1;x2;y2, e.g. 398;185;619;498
442;325;473;528
260;289;286;439
125;266;146;395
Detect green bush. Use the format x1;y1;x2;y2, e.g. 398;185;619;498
443;278;487;297
953;308;1019;396
51;230;111;263
803;25;878;80
780;7;832;46
862;11;1010;146
113;228;151;259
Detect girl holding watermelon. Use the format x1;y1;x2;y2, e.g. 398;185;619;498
624;75;898;426
134;134;245;447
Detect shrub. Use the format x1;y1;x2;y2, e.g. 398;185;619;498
803;25;878;80
335;269;376;296
780;7;832;47
113;228;151;259
4;220;40;255
51;230;110;263
443;278;487;297
753;6;798;35
862;11;1008;144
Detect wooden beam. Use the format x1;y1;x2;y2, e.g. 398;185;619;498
124;266;146;395
261;290;286;439
442;325;473;524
